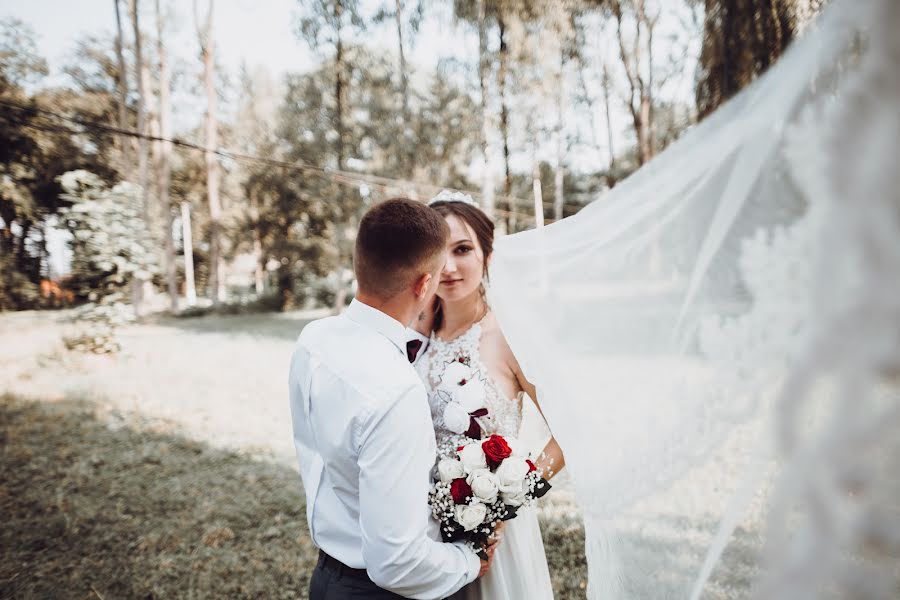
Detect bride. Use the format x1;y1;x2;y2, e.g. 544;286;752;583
409;191;565;600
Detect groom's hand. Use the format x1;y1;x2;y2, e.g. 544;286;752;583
478;537;501;578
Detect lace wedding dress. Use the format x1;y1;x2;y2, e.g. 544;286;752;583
414;318;555;600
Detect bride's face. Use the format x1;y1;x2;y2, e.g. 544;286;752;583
438;215;486;302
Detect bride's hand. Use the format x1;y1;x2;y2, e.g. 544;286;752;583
489;520;506;543
478;535;502;578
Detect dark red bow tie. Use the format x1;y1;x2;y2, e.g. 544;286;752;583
406;339;423;363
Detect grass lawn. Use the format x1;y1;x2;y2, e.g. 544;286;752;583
1;310;766;599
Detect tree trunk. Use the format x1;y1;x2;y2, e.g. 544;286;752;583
38;223;49;280
638;93;652;163
640;0;656;156
335;0;346;171
198;0;225;304
554;46;566;222
477;0;495;218
156;0;178;312
602;62;616;186
612;0;655;166
331;0;351;313
181;200;197;306
531;159;544;229
15;220;31;273
129;0;150;219
113;0;131;174
250;190;264;296
394;0;414;175
696;0;798;119
277;266;294;311
497;11;513;230
577;65;599;151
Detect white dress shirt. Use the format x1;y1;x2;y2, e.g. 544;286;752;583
289;299;480;599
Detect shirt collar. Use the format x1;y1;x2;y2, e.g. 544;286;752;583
344;299;408;356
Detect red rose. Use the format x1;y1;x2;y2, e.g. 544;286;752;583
482;434;512;469
450;478;472;505
526;459;537;473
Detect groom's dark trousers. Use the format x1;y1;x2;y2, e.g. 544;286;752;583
310;550;405;599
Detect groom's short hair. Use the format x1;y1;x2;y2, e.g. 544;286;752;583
354;198;449;299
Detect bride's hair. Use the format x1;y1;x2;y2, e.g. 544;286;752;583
428;200;495;331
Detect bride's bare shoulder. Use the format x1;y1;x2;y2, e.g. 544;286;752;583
481;313;517;364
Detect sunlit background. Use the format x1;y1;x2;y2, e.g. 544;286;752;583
1;1;828;598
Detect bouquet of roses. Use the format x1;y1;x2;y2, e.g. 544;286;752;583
428;434;551;559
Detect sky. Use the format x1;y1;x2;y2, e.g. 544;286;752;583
0;0;470;88
3;0;309;81
0;0;488;143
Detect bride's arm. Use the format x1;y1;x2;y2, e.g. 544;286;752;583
510;356;566;480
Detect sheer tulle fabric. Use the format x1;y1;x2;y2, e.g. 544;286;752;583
489;1;894;597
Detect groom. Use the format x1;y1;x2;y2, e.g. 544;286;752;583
289;198;494;599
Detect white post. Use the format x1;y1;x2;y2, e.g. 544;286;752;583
181;200;197;306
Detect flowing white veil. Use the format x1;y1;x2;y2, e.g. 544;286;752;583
489;0;900;597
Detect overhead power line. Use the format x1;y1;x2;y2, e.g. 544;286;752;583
0;98;572;222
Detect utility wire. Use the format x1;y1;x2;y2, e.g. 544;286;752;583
0;99;573;221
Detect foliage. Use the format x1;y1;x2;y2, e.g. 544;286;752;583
0;18;47;87
0;21;120;311
0;0;769;313
57;170;156;302
61;299;135;354
226;45;480;309
0;252;40;310
54;170;157;351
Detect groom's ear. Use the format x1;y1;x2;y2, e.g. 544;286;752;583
412;272;433;300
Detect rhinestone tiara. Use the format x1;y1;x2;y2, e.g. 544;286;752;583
427;189;479;208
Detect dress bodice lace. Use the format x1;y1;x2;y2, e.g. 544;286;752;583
414;320;523;462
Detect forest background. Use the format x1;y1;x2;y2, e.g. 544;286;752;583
1;0;825;317
0;1;828;597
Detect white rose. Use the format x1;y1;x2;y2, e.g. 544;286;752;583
457;443;488;474
439;361;472;392
505;437;527;459
501;480;529;507
455;502;488;531
467;469;500;504
437;458;465;483
455;378;486;413
495;458;530;494
442;401;470;435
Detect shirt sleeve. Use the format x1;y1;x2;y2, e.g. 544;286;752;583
356;382;481;599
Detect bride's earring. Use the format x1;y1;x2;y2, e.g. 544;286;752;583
479;277;489;301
